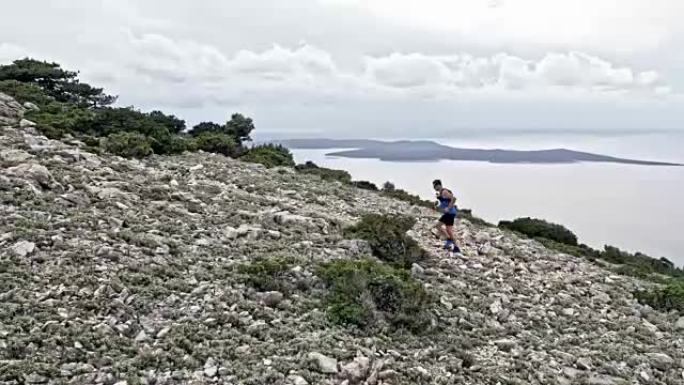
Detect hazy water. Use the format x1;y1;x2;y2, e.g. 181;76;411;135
291;132;684;266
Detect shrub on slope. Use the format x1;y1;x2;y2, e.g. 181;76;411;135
317;257;431;331
345;214;426;269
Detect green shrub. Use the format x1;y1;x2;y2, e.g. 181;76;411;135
635;280;684;312
346;214;426;268
601;246;683;277
25;102;94;137
352;180;378;191
151;133;193;155
499;217;578;246
237;257;295;292
240;144;295;168
0;80;53;106
104;132;153;158
380;185;433;208
193;132;241;157
317;257;431;331
295;161;352;183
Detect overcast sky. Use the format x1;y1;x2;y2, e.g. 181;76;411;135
2;0;683;137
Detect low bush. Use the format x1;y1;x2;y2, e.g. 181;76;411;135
499;217;578;246
352;180;379;191
26;102;94;138
317;257;431;331
193;132;241;157
295;161;352;184
237;257;296;293
0;79;54;106
240;144;295;168
634;280;684;312
601;246;683;278
104;132;153;158
346;214;426;268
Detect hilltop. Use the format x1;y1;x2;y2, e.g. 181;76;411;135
1;93;684;385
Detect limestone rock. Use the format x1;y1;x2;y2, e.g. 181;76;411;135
11;241;36;257
645;353;674;371
23;101;40;111
260;291;284;307
7;162;53;188
308;352;338;374
341;356;370;382
674;316;684;331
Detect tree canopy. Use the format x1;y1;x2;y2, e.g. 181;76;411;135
0;57;263;159
0;58;116;108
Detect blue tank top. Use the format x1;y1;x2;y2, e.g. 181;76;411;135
437;189;457;215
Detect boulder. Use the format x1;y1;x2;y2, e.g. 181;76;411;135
0;92;24;124
23;101;40;111
11;241;36;257
260;291;284;307
20;119;36;128
645;352;674;371
341;356;370;382
674;316;684;331
0;149;34;163
7;163;53;188
308;352;338;374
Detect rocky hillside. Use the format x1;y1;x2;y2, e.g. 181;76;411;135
1;93;683;385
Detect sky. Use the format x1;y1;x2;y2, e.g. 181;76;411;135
1;0;683;137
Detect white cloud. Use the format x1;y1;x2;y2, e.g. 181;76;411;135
364;53;452;88
1;0;682;133
362;51;664;94
321;0;683;53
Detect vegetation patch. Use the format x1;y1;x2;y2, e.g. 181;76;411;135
345;214;426;268
317;257;431;332
635;280;684;312
237;256;300;293
295;161;352;184
104;132;154;159
351;180;379;191
240;143;295;168
499;217;578;246
0;58;257;158
192;132;241;157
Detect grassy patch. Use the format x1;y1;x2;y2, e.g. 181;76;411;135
317;257;431;331
345;214;427;268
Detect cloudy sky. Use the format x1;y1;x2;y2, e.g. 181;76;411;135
2;0;683;137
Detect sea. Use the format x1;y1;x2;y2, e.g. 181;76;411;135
286;131;684;266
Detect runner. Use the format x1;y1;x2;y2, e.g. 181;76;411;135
432;179;462;254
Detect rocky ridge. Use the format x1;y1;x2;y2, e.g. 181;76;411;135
1;93;683;385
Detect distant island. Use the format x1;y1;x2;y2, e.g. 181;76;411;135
278;139;682;166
